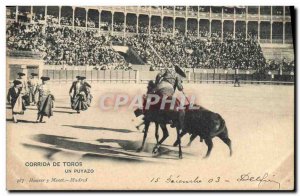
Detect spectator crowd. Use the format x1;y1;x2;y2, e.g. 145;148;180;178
126;31;267;71
7;21;130;70
6;21;294;72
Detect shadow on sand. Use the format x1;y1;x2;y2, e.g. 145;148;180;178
30;134;150;163
6;118;37;123
22;143;61;160
25;134;187;163
97;139;191;158
54;106;72;109
62;125;134;133
53;110;77;114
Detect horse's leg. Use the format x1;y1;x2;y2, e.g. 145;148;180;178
173;131;187;147
136;121;150;152
187;134;197;146
176;126;183;159
204;138;213;158
152;123;169;154
157;124;169;145
177;111;185;159
154;122;159;144
218;130;232;156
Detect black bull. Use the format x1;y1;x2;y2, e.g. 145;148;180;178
134;105;232;158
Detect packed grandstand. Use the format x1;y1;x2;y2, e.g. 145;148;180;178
6;6;294;73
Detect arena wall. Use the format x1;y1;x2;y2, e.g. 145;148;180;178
34;69;294;85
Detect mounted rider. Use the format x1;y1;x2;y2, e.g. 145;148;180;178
151;65;186;127
154;65;186;97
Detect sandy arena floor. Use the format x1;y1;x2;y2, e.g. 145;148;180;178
6;83;294;190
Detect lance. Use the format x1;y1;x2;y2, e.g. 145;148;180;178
148;40;191;105
147;41;167;69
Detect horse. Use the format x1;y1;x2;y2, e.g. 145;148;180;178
134;98;185;159
173;105;232;158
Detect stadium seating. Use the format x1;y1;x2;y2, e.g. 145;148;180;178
6;21;294;72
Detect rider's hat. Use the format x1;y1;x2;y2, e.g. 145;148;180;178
175;65;186;78
41;76;50;81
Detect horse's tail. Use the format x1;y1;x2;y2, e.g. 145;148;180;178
210;114;227;137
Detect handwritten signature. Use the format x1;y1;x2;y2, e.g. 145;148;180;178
237;172;281;189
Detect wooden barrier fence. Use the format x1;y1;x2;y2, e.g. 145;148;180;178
41;69;294;85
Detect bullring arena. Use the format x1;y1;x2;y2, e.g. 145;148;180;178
6;6;294;190
7;82;294;190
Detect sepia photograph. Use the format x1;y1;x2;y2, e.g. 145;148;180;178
5;3;295;191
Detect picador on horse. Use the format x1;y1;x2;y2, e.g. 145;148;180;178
135;65;187;159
